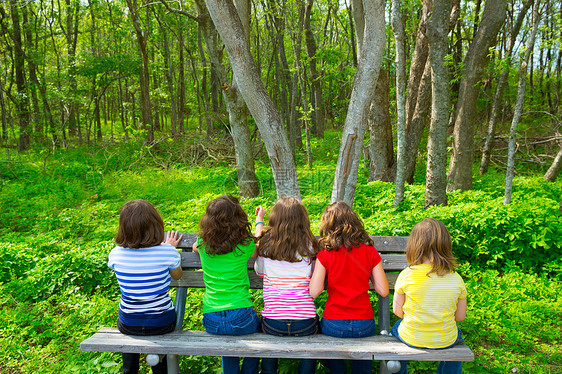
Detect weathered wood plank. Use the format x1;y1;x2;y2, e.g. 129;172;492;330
178;252;409;271
176;234;408;254
170;271;400;290
81;328;474;362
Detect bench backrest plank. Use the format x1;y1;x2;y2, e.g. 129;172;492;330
171;234;408;290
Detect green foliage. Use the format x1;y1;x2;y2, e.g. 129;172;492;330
0;138;560;373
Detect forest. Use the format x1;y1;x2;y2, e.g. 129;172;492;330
0;0;561;372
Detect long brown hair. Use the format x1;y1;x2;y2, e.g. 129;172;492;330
198;195;255;255
257;197;319;261
115;199;164;249
406;218;457;276
319;201;373;251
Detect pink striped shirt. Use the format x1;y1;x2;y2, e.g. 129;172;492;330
254;256;317;319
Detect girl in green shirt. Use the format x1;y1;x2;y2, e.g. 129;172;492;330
193;195;260;374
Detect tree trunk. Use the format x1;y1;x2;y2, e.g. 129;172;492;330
125;0;154;143
368;68;394;182
65;0;80;137
10;0;31;151
205;0;300;198
504;0;540;204
544;144;562;182
331;0;385;205
479;0;533;175
392;0;407;207
447;0;507;191
424;0;453;207
178;31;186;134
0;79;7;141
304;0;324;138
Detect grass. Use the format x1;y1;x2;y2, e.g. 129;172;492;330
0;133;561;373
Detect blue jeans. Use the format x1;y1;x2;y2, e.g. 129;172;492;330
320;319;377;374
260;317;319;374
203;307;261;374
391;319;463;374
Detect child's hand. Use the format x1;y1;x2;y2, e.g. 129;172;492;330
165;231;183;248
255;206;266;221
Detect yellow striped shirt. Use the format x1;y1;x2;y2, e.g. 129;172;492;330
396;264;467;348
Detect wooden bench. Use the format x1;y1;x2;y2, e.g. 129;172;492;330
80;234;474;374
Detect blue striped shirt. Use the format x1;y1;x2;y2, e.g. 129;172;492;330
108;244;181;327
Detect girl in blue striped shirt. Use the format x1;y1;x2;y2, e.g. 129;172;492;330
108;199;183;374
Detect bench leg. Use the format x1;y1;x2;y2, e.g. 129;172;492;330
377;294;390;334
167;355;180;374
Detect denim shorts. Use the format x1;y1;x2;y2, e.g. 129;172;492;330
320;318;377;338
391;319;463;349
203;307;261;336
261;316;319;337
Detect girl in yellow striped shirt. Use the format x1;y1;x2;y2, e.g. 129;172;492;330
392;218;467;374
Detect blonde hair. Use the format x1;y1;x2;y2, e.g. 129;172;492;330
406;218;457;276
319;201;373;251
257;197;319;261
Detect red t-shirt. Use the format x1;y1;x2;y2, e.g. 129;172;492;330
317;243;382;320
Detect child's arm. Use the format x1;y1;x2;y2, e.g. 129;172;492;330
169;266;183;280
255;206;265;237
392;291;405;318
371;262;389;297
253;206;266;257
309;260;326;298
455;298;467;322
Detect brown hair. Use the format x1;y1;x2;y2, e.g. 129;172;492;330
319;201;373;251
406;218;457;276
198;195;255;255
257;197;319;262
115;199;164;249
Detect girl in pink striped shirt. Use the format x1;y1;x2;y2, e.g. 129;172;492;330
254;197;320;374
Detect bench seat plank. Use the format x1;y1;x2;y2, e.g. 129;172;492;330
81;328;474;362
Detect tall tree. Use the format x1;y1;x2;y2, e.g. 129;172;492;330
392;0;407;207
304;0;324;138
331;0;386;205
9;0;31;151
479;0;533;174
368;68;394;182
447;0;507;191
125;0;154;143
504;0;540;204
205;0;300;198
424;0;453;207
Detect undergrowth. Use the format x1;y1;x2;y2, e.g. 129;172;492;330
0;134;560;373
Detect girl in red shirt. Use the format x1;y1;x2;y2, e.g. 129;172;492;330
310;201;389;374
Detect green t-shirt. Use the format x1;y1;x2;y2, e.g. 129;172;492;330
197;237;255;313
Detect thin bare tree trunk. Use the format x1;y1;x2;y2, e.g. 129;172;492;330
504;0;540;205
304;0;324;138
331;0;385;205
126;0;154;143
479;0;533;175
10;0;31;151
